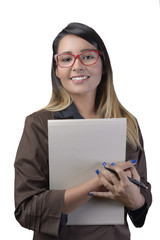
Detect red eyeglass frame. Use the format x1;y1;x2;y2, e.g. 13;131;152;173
54;50;102;68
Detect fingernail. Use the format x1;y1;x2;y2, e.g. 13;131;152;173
95;169;99;175
111;163;115;166
103;162;107;167
89;193;93;196
130;159;137;164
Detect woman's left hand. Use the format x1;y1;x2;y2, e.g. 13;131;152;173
90;162;145;210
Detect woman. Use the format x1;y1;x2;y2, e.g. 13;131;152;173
14;22;152;240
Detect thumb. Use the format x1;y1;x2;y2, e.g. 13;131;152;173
89;191;113;199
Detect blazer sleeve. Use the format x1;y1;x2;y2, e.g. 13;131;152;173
14;113;65;237
127;126;152;227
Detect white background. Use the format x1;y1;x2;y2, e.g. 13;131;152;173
0;0;159;239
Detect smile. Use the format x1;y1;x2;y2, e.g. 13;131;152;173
71;75;89;83
71;75;89;80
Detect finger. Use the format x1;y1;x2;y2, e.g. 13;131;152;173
97;170;114;192
110;174;119;186
101;167;117;184
113;165;129;182
103;162;134;184
130;166;140;181
124;169;132;178
111;160;137;171
89;191;114;199
103;169;119;186
102;168;116;179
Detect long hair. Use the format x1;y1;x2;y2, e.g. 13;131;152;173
44;22;141;149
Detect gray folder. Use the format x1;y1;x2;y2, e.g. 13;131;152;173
48;118;126;225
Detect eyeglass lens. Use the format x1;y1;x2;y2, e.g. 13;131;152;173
57;51;98;67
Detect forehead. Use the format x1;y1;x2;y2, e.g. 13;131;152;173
57;34;97;54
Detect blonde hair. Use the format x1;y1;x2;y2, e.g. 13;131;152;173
44;22;141;150
44;70;140;150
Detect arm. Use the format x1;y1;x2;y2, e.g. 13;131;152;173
62;177;101;214
126;126;152;227
14;114;65;237
14;113;102;236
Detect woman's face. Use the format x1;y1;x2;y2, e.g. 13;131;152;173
55;34;103;99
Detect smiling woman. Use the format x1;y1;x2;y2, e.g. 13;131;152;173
45;23;141;148
55;34;103;105
14;22;152;240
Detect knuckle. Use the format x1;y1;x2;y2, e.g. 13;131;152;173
117;187;123;195
115;167;123;175
103;171;110;179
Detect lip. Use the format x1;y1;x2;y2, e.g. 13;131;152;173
70;75;89;83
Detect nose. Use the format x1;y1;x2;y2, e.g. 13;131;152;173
72;56;84;71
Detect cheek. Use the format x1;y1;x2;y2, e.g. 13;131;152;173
92;64;103;82
56;67;61;79
56;68;71;89
95;60;103;75
56;68;69;80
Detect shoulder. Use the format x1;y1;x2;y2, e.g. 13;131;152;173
27;109;54;121
25;109;55;135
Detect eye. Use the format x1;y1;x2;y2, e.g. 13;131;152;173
58;54;74;64
61;57;73;62
81;51;97;61
83;55;95;60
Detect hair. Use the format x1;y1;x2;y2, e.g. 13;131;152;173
44;22;141;150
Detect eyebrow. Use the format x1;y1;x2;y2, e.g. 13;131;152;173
81;48;96;52
60;49;97;54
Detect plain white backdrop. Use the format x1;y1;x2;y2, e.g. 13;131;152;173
0;0;159;239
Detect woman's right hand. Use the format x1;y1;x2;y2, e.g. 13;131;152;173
90;160;145;210
90;161;133;194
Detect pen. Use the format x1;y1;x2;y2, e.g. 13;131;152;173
104;166;148;190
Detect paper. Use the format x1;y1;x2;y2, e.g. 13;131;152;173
48;118;126;225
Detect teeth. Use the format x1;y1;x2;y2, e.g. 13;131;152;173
72;76;88;81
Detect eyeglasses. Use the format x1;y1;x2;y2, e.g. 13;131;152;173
55;50;102;68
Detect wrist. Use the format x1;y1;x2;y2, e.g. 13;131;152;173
129;194;145;211
90;176;102;190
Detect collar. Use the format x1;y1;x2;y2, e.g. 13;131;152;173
54;102;84;119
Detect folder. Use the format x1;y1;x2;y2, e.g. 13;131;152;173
48;118;126;225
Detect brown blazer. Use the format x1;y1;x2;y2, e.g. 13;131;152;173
14;103;152;240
